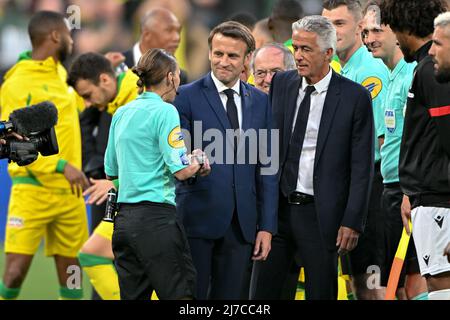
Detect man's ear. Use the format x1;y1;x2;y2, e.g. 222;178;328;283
99;73;112;85
50;30;60;44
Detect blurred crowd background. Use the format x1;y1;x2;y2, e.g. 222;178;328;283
0;0;330;83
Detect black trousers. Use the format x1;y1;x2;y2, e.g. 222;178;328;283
112;202;196;300
251;197;338;300
188;214;253;300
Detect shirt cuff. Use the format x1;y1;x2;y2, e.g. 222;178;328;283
56;159;68;173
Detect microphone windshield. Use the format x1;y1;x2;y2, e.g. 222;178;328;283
9;101;58;135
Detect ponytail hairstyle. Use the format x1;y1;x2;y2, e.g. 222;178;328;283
131;48;178;94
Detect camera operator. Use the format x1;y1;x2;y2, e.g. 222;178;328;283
0;11;89;300
104;48;210;300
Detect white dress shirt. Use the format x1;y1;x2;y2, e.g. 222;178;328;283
210;72;243;128
291;68;332;195
133;42;142;66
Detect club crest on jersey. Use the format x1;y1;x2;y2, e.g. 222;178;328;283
362;77;382;99
8;217;24;228
168;126;184;148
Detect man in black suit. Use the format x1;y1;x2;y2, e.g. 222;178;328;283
251;15;374;300
122;7;188;84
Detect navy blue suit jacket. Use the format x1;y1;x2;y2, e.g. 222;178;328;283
174;73;278;243
272;70;374;249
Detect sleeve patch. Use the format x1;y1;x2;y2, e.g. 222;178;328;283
168;126;185;148
361;76;382;100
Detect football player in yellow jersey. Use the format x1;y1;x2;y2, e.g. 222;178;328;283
0;11;89;300
67;52;139;300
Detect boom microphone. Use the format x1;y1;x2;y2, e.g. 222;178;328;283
8;101;58;135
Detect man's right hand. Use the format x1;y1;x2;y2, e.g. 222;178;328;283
83;178;115;205
63;163;90;197
401;195;412;235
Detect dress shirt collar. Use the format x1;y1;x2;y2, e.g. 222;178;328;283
300;67;332;94
210;72;241;96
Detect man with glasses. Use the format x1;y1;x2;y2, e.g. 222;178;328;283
250;43;296;93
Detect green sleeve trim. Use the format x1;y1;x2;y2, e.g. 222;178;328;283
112;179;119;189
56;159;68;173
0;281;21;300
78;252;113;267
59;286;83;300
116;72;126;92
17;50;32;62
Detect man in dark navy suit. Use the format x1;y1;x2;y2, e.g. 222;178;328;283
173;21;278;300
251;15;374;300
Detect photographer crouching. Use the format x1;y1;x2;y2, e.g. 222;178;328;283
104;48;210;300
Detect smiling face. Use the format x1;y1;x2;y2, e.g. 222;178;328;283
362;10;398;61
209;33;250;87
292;29;332;84
429;25;450;83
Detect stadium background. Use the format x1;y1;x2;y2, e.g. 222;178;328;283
0;0;384;299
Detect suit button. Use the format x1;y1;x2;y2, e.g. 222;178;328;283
232;183;235;188
314;175;318;180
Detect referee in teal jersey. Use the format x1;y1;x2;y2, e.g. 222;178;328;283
104;48;210;300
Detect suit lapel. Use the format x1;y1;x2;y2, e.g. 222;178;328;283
314;71;340;168
240;82;252;132
202;74;231;131
282;72;302;162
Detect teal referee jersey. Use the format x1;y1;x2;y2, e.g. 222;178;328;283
104;91;188;205
380;58;416;184
341;46;390;163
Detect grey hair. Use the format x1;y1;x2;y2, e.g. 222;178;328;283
250;42;296;72
292;15;337;53
434;11;450;30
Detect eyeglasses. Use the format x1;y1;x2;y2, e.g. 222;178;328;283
254;68;283;79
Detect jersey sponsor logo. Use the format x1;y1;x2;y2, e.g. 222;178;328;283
362;77;382;100
384;109;396;133
168;126;184;149
7;216;24;228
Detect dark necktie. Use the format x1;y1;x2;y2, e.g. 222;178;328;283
223;89;240;131
280;85;316;197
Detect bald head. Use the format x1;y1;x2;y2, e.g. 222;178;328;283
139;8;181;55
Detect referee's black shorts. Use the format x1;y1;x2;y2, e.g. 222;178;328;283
112;201;196;300
343;161;384;276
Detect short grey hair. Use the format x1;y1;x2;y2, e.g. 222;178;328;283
292;15;337;53
250;42;296;72
434;11;450;30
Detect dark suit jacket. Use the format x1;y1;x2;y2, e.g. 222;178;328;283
272;70;374;249
80;107;112;179
173;73;278;243
123;48;188;85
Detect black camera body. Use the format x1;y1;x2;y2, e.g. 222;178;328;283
0;102;59;166
1;128;59;166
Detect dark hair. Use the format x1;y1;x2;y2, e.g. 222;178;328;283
132;48;177;94
270;0;304;21
380;0;447;38
323;0;363;20
208;21;256;55
228;12;257;31
67;52;115;88
28;11;67;47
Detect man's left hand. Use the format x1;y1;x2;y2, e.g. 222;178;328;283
252;231;272;261
336;226;360;255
